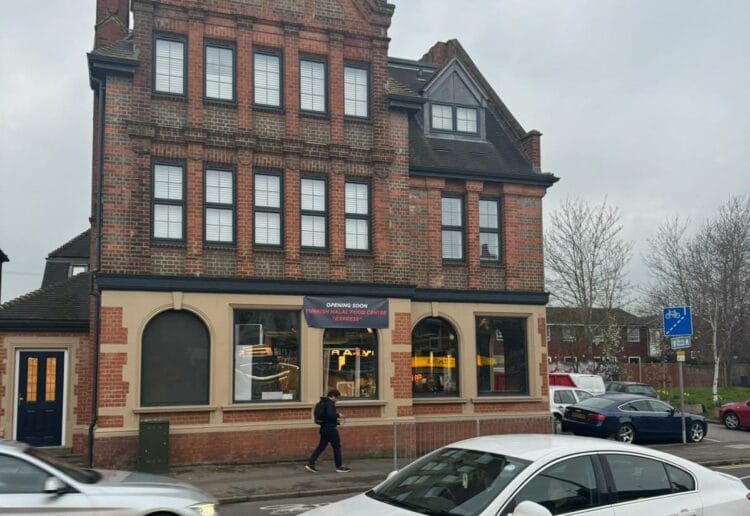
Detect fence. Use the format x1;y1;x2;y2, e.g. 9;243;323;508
392;416;556;470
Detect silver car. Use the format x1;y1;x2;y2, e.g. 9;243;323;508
0;440;218;515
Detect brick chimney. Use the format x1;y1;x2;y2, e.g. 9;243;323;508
521;130;542;172
95;0;129;48
420;40;458;67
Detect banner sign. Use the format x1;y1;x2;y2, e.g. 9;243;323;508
303;297;389;328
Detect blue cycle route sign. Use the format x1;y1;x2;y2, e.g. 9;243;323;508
662;306;693;337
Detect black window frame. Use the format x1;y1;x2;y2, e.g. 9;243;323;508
203;165;236;246
344;179;371;253
253;48;283;110
479;196;501;262
253;170;284;249
152;32;187;98
203;40;236;104
430;102;480;136
430;102;454;132
299;55;328;115
300;175;328;250
151;160;187;243
322;328;379;399
343;62;371;120
476;316;529;396
441;194;465;262
455;105;480;135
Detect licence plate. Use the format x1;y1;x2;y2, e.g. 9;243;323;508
573;411;586;420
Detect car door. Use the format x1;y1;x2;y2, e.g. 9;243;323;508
499;454;615;515
0;453;96;514
619;400;654;439
603;453;702;516
553;389;577;415
646;399;683;440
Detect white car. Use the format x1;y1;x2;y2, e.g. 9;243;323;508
302;434;750;516
549;386;593;420
0;440;218;515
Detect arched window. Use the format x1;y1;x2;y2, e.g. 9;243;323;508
141;310;210;406
411;317;459;396
322;328;377;399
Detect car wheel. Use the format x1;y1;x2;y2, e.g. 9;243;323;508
724;412;740;430
615;423;636;443
688;421;706;443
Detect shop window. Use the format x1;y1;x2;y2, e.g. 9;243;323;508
323;328;377;399
233;310;300;402
476;316;528;396
411;317;459;396
141;310;210;406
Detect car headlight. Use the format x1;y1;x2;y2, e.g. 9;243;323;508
190;503;218;516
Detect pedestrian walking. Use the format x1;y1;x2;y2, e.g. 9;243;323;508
305;389;351;473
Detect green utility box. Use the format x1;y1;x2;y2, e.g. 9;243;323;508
138;419;169;474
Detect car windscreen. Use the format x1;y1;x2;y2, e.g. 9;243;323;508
577;397;615;410
628;385;656;395
367;447;529;515
25;448;101;484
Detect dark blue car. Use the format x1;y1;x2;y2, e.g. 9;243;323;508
561;393;707;444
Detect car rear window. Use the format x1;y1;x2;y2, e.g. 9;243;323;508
577;397;614;410
628;385;656;395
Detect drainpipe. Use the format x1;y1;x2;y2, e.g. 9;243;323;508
87;74;105;468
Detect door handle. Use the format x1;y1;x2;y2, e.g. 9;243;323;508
678;511;697;516
18;397;24;402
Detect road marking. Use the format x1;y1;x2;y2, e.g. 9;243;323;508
715;464;750;470
703;438;721;442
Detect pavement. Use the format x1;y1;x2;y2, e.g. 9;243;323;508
168;438;750;506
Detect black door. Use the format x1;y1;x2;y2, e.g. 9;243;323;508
17;351;64;446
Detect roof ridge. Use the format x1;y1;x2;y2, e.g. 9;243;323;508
46;229;90;259
0;273;89;311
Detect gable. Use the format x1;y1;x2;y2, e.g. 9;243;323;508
431;71;480;106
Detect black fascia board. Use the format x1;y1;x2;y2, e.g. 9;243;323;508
0;320;89;332
414;289;549;305
96;274;549;305
410;165;559;187
389;95;426;113
87;52;137;88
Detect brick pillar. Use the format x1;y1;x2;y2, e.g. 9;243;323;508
328;31;344;144
186;145;204;275
392;312;414;417
372;171;390;282
284;151;301;278
236;16;253;133
465;181;483;289
501;184;545;290
283;24;300;139
329;160;346;280
187;9;205;128
235;150;254;276
425;178;446;288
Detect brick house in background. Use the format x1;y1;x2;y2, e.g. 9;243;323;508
1;0;558;467
546;307;656;374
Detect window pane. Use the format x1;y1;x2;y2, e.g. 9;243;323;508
154;164;183;200
155;39;184;94
442;230;462;260
666;464;695;492
412;317;459;396
456;107;477;133
0;455;50;494
206;208;233;242
254;53;281;106
206;170;233;204
205;46;233;100
432;104;453;130
255;212;281;245
234;310;300;402
441;197;462;226
323;328;377;399
344;66;368;117
345;182;368;214
627;327;640;342
512;456;599;513
480;232;499;260
345;218;368;250
301;178;325;212
301;215;325;247
605;455;672;502
479;200;498;228
141;310;210;406
25;358;38;402
154;204;182;240
300;60;326;112
255;174;280;208
476;317;528;395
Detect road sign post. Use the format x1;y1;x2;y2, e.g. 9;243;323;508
663;306;692;445
676;351;686;444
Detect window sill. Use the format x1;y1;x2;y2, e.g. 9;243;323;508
204;243;236;251
471;396;543;404
300;111;329;120
203;98;236;108
344;116;372;125
221;402;312;411
151;240;186;248
479;261;503;268
301;248;329;255
254;105;285;114
151;92;187;103
413;397;468;405
443;260;466;266
254;245;285;254
344;250;373;257
134;405;217;414
337;400;386;407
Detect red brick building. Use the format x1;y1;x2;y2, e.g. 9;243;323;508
1;0;557;467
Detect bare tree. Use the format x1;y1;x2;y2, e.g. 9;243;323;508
545;198;633;356
644;196;750;401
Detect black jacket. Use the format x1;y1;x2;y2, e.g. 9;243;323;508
315;396;339;430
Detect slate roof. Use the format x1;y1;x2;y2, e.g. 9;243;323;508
88;35;138;63
0;249;7;263
0;273;89;331
42;230;90;288
546;307;642;326
47;230;89;259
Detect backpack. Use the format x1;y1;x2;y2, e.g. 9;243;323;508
313;399;326;424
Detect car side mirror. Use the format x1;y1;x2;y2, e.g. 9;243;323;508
386;470;399;480
669;408;676;415
43;477;68;495
745;401;750;407
512;501;553;516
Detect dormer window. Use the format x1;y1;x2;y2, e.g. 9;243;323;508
430;104;479;134
432;104;453;130
456;107;477;133
423;62;485;139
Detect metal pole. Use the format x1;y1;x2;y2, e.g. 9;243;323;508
679;360;686;444
393;422;398;471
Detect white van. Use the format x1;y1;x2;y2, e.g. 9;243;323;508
548;386;594;419
549;372;606;396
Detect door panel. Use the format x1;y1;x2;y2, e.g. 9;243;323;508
17;351;64;447
612;492;702;516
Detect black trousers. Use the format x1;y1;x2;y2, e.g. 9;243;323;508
308;426;342;468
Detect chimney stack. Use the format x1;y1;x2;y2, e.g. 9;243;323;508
95;0;129;48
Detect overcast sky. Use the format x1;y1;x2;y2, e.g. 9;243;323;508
1;0;748;304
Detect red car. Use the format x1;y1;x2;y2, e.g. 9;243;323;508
719;400;750;430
